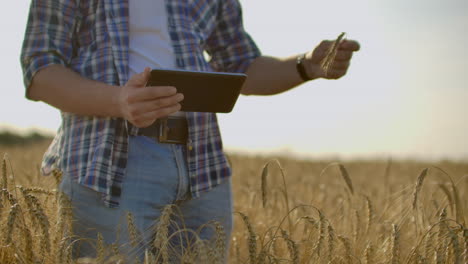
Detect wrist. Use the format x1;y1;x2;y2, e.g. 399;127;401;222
296;53;312;82
110;85;125;118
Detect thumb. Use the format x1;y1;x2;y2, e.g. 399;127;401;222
126;67;151;87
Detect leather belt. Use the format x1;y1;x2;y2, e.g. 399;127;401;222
137;117;188;144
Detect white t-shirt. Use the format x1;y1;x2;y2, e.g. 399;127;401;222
128;0;184;117
128;0;175;74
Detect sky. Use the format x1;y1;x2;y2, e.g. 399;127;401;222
1;0;467;161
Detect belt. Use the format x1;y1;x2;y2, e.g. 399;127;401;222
137;117;188;144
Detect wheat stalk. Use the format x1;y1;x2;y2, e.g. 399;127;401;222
364;242;374;264
238;212;257;264
390;224;400;264
261;162;269;208
52;168;63;186
437;183;454;214
281;229;299;264
436;208;448;264
311;211;326;258
1;154;7;190
412;168;429;210
353;209;361;243
193;239;209;263
431;166;465;226
96;232;105;263
327;224;336;263
214;221;226;263
153;204;173;263
25;193;51;254
127;211;141;249
321;32;346;75
447;227;461;264
339;164;354;195
21;186;55;196
20;226;34;263
424;230;436;260
4;203;20;244
364;195;374;236
338;235;352;264
462;228;468;264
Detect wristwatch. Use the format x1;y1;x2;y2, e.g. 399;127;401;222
296;53;311;82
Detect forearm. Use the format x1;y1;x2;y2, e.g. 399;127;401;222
241;55;306;95
28;64;121;117
241;39;361;96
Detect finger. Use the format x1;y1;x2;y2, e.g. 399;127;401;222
132;104;182;128
310;40;333;63
126;67;151;87
128;86;177;103
339;40;360;51
334;50;353;61
129;93;184;116
326;68;347;79
330;60;350;70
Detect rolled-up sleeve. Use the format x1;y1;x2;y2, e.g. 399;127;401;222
205;0;261;73
20;0;79;100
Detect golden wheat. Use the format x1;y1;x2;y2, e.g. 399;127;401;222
320;32;346;75
152;204;173;263
1;142;467;263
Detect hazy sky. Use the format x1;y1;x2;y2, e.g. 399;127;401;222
1;0;467;161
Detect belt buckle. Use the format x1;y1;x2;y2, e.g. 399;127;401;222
158;118;183;144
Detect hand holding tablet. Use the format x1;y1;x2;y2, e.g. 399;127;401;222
147;69;247;113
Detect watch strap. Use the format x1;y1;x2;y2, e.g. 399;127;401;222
296;53;311;82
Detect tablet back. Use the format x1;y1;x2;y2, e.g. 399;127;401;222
147;69;247;113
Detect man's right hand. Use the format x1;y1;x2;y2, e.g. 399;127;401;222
118;67;184;128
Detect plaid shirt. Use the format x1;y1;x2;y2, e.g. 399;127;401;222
21;0;260;207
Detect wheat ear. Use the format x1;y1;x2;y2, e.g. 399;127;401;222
238;212;257;264
1;154;7;189
436;208;448;264
412;168;429;210
281;229;299;264
353;209;361;243
364;195;374;235
338;164;354;195
214;221;226;263
127;211;141;248
338;235;352;264
327;224;336;263
447;227;461;264
153;204;173;263
462;228;468;264
424;230;436;260
5;203;20;244
364;242;374;264
311;211;326;258
21;226;34;263
390;224;400;264
320;32;346;75
261;162;269;208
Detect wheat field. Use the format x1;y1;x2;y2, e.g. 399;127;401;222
0;140;467;263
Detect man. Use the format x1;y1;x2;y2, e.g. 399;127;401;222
21;0;359;261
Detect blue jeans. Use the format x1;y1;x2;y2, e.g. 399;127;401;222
59;135;233;262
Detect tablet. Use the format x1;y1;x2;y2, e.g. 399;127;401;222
147;69;247;113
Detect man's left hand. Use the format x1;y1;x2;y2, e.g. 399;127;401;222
304;39;361;80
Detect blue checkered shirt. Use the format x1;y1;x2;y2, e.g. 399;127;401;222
21;0;260;207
